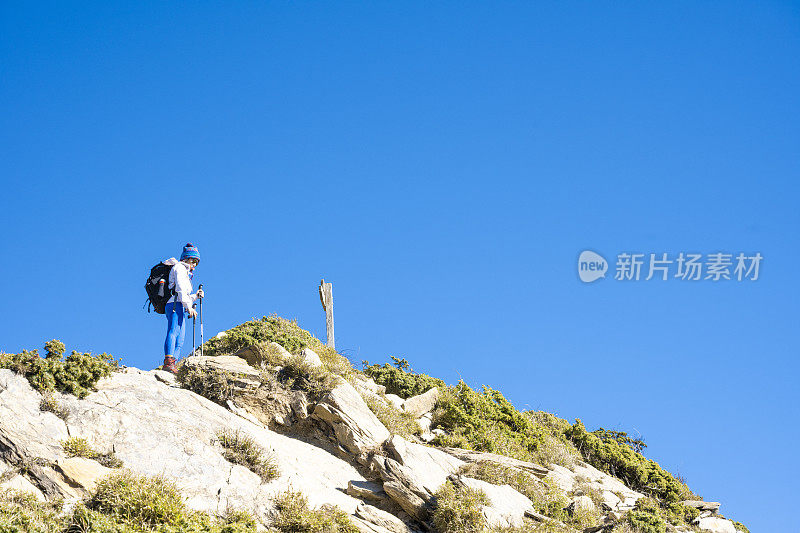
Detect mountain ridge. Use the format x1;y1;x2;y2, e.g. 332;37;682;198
0;316;747;533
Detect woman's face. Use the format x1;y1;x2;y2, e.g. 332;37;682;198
185;258;199;269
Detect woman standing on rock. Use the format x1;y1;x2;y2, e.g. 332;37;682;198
163;243;204;373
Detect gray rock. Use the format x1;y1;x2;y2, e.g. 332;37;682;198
312;381;391;459
401;388;439;418
301;348;323;368
600;489;621;511
55;457;114;493
416;414;432;435
182;355;261;381
682;500;721;513
347;480;388;502
352;516;396;533
371;455;433;522
385;394;404;410
385;436;464;495
233;342;290;368
454;475;534;528
152;369;178;386
355;502;415;533
439;447;548;477
419;432;436;443
290;392;310;419
696;516;737;533
570;494;596;513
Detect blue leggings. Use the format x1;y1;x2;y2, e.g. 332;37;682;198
164;302;187;357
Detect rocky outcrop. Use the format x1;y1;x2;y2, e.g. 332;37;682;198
451;474;533;528
683;499;721;513
696;516;738;533
233;341;291;368
546;461;643;512
56;457;114;493
355;502;416;533
368;436;464;522
0;338;737;533
312;380;391;462
439;447;549;478
400;388;439;418
371;455;434;522
0;368;367;524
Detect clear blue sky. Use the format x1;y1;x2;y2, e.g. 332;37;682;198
1;2;798;530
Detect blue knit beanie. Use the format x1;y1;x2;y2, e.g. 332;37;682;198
180;243;201;263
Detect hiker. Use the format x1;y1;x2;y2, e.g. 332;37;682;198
163;243;204;373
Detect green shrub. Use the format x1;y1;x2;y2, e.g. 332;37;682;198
276;355;339;401
1;476;258;533
431;381;577;469
731;520;750;533
363;394;420;437
270;490;359;532
592;428;647;454
217;430;279;482
432;480;489;533
363;357;444;399
176;365;234;406
87;471;186;529
0;340;119;399
565;420;691;504
67;503;139;533
61;437;123;469
624;498;668;533
201;315;353;378
662;500;700;525
39;393;69;421
0;488;64;532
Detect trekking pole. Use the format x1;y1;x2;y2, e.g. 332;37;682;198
192;305;196;357
198;284;204;357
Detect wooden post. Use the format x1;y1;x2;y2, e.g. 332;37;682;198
319;279;334;349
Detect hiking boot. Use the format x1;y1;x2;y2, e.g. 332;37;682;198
163;356;178;374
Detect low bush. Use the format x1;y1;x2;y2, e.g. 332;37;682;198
592;428;647;454
0;488;63;532
0;340;119;399
217;429;279;482
1;471;258;532
623;498;668;533
565;420;695;504
270;490;359;532
363;394;421;437
362;356;444;399
431;381;577;469
176;365;234;406
731;520;750;533
87;470;187;529
39;392;69;421
432;480;489;533
61;437;123;469
276;355;339;401
201;315;353;378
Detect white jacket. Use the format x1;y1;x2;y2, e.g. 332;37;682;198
164;258;198;311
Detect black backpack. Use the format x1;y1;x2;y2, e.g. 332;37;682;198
144;261;176;314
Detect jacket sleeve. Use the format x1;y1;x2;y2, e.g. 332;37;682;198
174;264;196;311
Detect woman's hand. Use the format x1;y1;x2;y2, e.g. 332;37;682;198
196;288;204;299
187;307;198;319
